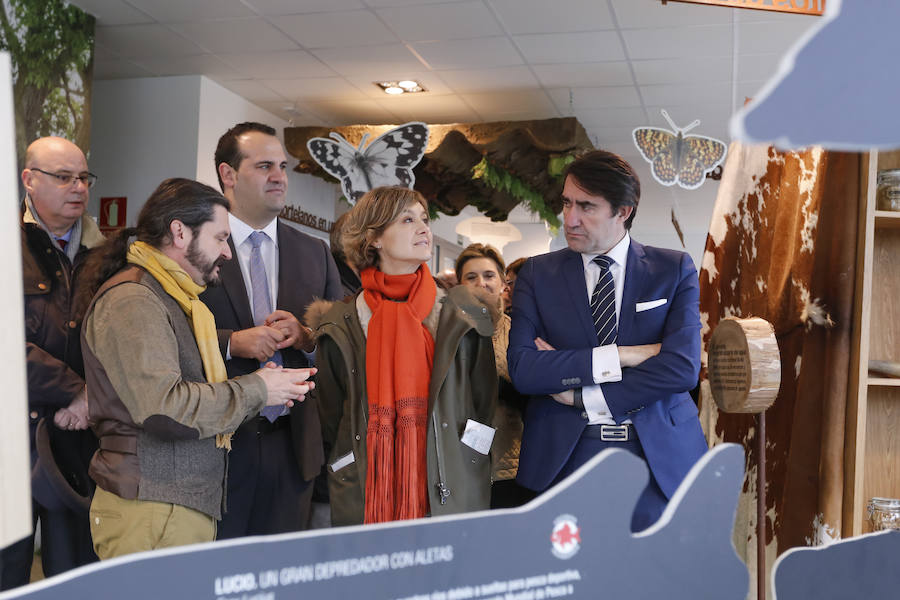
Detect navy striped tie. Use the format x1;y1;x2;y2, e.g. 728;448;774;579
249;231;284;422
591;255;617;346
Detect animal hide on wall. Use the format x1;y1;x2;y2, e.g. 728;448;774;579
698;142;861;599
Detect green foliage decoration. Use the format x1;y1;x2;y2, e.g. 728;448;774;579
547;154;576;179
471;157;560;232
0;0;95;167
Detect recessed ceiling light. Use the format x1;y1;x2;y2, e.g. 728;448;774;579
375;80;427;95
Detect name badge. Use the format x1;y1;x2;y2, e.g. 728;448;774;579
460;419;495;455
329;451;355;472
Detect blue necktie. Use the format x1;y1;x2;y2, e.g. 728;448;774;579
249;231;284;422
591;255;618;346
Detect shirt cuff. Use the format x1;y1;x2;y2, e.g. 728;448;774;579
582;385;614;422
592;344;622;384
225;339;232;361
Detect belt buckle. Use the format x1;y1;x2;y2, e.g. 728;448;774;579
600;424;629;442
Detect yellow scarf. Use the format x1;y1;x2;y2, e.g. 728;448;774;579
126;241;232;450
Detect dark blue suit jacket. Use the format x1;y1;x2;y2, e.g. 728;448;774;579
507;240;707;497
200;219;343;481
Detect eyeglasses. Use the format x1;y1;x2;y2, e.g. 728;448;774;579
30;168;98;188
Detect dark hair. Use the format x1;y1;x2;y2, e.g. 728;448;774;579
214;122;277;191
506;257;527;278
80;178;230;303
455;243;505;281
564;150;640;229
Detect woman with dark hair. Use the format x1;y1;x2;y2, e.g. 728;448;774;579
455;245;533;508
306;186;497;526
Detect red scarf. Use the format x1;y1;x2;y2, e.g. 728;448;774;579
361;264;437;523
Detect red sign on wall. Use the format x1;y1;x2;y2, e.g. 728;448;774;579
99;197;127;234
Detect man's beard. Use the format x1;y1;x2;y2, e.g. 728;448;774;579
185;237;226;286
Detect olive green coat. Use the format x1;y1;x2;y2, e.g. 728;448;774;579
308;285;498;526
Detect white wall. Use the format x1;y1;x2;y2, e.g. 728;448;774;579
90;75;340;230
90;79;716;266
88;76;201;224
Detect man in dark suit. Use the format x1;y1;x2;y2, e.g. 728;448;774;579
507;150;707;532
201;122;342;537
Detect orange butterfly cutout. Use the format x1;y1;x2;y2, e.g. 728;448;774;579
633;110;727;190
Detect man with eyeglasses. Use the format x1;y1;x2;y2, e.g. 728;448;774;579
0;137;102;589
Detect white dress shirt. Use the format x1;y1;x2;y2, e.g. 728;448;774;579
580;232;630;425
225;214;280;360
229;213;280;313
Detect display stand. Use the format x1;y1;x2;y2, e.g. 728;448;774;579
708;317;781;600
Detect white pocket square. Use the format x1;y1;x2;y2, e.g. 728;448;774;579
635;298;667;312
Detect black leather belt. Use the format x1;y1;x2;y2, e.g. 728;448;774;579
255;415;290;435
582;423;634;442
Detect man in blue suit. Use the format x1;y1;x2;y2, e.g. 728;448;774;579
508;150;707;531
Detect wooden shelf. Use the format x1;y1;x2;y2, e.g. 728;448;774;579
875;211;900;229
868;377;900;387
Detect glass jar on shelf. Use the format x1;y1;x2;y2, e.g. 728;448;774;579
867;497;900;531
876;169;900;211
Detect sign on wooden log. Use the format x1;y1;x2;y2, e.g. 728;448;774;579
708;317;781;413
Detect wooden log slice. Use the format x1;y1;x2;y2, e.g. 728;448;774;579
708;317;781;414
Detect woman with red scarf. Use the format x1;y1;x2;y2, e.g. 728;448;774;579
307;187;498;526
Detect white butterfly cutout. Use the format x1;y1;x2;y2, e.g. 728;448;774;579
307;122;430;203
632;110;727;190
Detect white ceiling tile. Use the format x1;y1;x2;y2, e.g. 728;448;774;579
736;81;769;107
411;37;522;70
93;57;156;79
253;101;322;125
597;140;642;159
514;31;624;64
734;9;820;25
621;25;731;60
575;107;648;129
68;0;154;25
581;125;641;145
345;72;454;98
644;104;733;133
632;56;731;85
95;24;204;58
277;10;399;49
301;99;402;126
610;0;733;29
93;43;120;60
547;86;640;110
436;65;539;92
216;79;287;103
489;0;614;34
219;50;335;79
377;1;503;42
132;54;244;78
244;0;365;15
640;82;731;107
126;0;254;22
737;20;815;55
364;0;472;6
736;53;783;83
312;44;425;76
261;77;366;100
378;94;480;124
460;90;557;117
532;62;632;87
169;18;299;54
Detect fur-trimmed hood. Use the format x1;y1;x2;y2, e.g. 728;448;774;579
304;283;501;339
